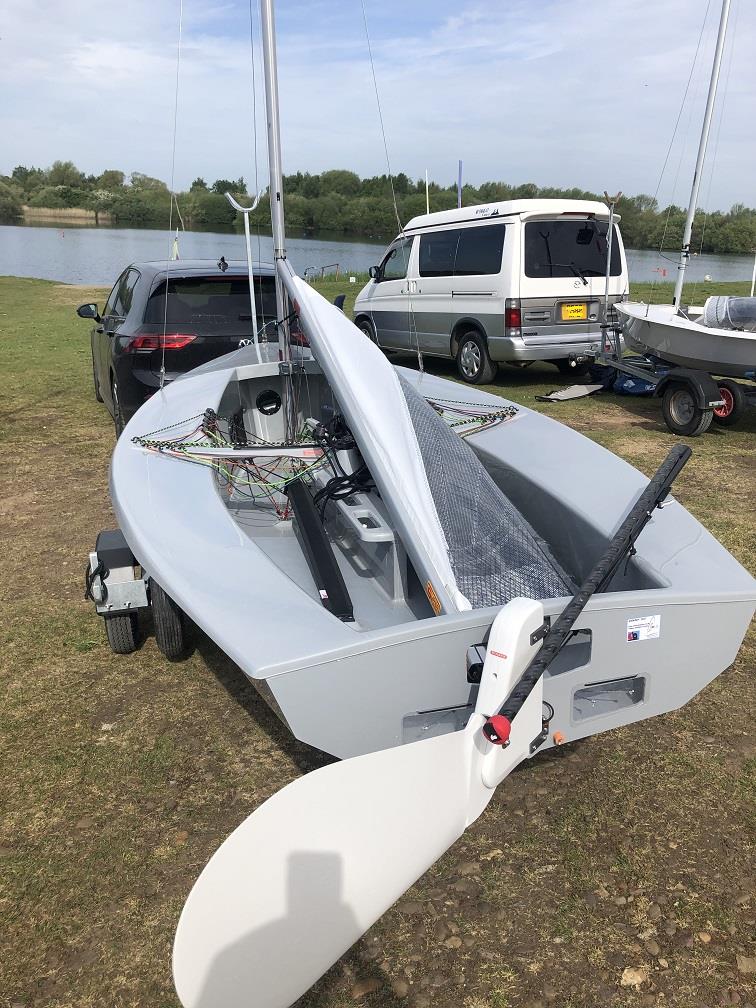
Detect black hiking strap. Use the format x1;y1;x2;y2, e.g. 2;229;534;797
287;478;354;622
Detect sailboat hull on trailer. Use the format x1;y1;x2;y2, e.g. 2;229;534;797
111;275;755;761
617;301;756;379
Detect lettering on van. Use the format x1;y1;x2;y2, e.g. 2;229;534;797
473;206;500;217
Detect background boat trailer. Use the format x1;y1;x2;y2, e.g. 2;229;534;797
595;314;755;437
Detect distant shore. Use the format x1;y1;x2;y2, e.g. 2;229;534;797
22;205;113;226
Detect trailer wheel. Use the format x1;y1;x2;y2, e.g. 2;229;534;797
661;383;713;437
456;330;498;384
150;580;187;660
713;379;746;427
104;612;139;654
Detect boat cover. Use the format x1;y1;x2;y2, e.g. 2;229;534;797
293;277;570;611
703;296;756;332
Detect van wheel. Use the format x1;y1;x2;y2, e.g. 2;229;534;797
661;383;713;437
356;318;378;345
555;358;589;377
456;331;497;384
713;379;746;427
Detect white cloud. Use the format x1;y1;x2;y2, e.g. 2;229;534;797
0;0;753;210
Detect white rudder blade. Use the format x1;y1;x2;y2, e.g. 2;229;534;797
173;598;546;1008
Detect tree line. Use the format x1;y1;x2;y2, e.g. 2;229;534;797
1;160;755;255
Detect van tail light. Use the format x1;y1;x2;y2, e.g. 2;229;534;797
127;333;197;351
505;298;521;337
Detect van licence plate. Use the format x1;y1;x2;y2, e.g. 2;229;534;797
561;303;587;321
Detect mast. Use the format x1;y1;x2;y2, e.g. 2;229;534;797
260;0;294;436
673;0;731;307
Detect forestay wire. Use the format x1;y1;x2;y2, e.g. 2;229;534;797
359;0;425;373
160;0;185;390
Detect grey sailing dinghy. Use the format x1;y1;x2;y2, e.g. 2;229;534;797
85;2;754;1005
615;0;756;429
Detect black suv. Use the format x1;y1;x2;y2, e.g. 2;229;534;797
77;259;277;435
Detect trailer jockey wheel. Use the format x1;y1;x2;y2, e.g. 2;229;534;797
713;379;746;428
661;383;713;437
104;612;139;654
150;580;188;660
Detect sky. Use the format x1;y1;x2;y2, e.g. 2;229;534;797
1;0;754;211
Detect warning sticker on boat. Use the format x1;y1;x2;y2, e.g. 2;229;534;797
627;615;660;642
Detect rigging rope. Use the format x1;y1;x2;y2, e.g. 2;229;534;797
360;0;402;236
160;0;185;389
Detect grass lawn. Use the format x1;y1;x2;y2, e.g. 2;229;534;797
0;275;754;1008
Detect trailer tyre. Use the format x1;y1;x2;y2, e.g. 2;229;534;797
104;612;139;654
713;379;746;427
661;382;713;437
151;580;187;660
456;330;498;384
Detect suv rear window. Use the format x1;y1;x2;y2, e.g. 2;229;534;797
144;275;277;330
524;220;621;279
419;224;505;278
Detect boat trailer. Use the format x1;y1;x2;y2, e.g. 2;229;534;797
84;530;188;660
595;312;755;436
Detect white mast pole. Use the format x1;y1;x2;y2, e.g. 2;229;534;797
225;191;263;364
260;0;293;437
425;170;430;214
673;0;731;307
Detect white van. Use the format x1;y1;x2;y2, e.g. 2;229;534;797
353;199;629;383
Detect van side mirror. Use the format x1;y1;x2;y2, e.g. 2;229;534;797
77;303;101;322
368;265;382;281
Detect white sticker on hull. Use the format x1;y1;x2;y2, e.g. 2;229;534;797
627;615;660;642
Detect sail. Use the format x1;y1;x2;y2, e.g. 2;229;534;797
291;277;471;612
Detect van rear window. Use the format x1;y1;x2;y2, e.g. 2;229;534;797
419;224;505;278
524;220;621;279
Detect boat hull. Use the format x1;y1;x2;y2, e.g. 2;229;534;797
110;356;755;759
617;302;756;379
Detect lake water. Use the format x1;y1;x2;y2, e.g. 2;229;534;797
0;223;753;287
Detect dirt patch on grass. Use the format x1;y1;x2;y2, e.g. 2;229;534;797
0;277;753;1008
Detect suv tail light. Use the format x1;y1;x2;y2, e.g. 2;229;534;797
505;298;521;336
127;332;197;352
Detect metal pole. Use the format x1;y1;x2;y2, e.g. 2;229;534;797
457;160;462;209
425;169;429;215
260;0;293;438
673;0;731;308
225;191;263;364
750;249;756;298
602;191;622;360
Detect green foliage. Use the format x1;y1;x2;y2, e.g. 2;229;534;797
4;159;755;249
0;179;23;222
111;188;171;227
184;190;236;229
98;169;125;189
211;177;246;195
319;169;361;196
47;159;86;188
130;171;169;191
28;186;70;209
